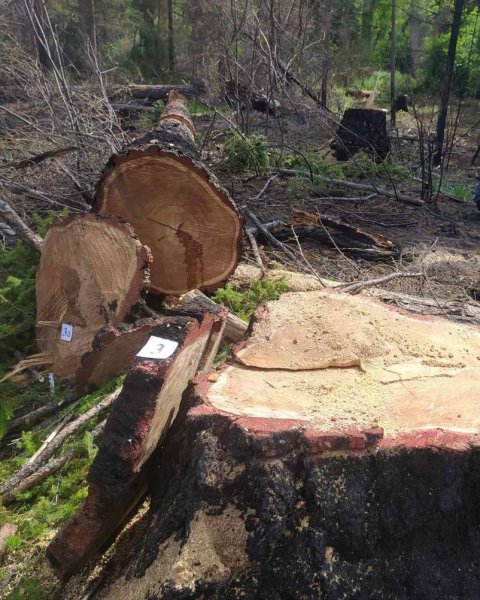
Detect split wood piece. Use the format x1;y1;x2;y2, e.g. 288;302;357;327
35;214;152;380
75;319;162;394
331;108;391;161
95;91;242;295
124;82;206;102
180;288;248;343
0;198;43;252
47;309;225;580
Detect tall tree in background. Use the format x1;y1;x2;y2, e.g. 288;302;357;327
390;0;397;126
77;0;97;70
434;0;465;166
167;0;175;72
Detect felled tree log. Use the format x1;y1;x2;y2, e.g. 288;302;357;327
268;208;400;261
124;82;206;102
35;214;152;380
95;92;242;295
331;108;391;161
47;305;226;580
89;290;480;599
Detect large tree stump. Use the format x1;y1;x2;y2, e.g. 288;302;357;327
47;304;226;580
85;291;480;599
331;108;391;161
35;215;151;380
94;92;242;295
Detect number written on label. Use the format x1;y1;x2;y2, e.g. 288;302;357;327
136;336;178;360
60;323;73;342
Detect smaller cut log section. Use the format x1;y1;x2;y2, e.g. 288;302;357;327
35;214;151;380
95;91;242;296
47;305;226;580
75;319;160;394
331;108;391;161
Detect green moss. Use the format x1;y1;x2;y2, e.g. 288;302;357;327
212;277;289;322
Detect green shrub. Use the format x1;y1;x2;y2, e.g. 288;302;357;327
342;153;410;183
223;131;270;171
0;210;66;365
352;70;418;105
6;576;48;600
212;277;289;321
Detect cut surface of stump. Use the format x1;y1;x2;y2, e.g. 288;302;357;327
47;305;226;580
212;290;480;434
331;107;391;160
95;92;242;295
36;214;151;380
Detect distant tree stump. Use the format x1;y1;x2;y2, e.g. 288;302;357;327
331;108;391;161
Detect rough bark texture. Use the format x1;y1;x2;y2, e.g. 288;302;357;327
48;306;226;580
331;108;391;161
35;214;152;379
98;402;480;600
94;92;242;295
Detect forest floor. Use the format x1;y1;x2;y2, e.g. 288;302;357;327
0;94;479;599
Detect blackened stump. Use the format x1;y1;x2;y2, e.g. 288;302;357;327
331;108;391;161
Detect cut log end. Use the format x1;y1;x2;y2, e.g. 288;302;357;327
35;214;152;380
95;93;242;296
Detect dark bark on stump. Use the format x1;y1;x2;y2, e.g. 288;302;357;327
331;108;391;161
92;380;480;600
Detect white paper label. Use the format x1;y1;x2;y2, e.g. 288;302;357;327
48;373;55;395
136;336;178;360
60;323;73;342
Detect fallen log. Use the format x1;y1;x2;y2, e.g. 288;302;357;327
6;392;78;434
1;449;75;504
0;198;43;252
277;208;400;260
34;214;151;380
123;82;206;102
75;319;161;394
95;91;242;295
91;290;480;599
0;387;121;500
274;168;424;207
180;288;248;343
47;307;226;579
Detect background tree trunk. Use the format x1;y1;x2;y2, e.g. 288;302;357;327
390;0;397;126
167;0;175;73
433;0;465;166
77;0;97;71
